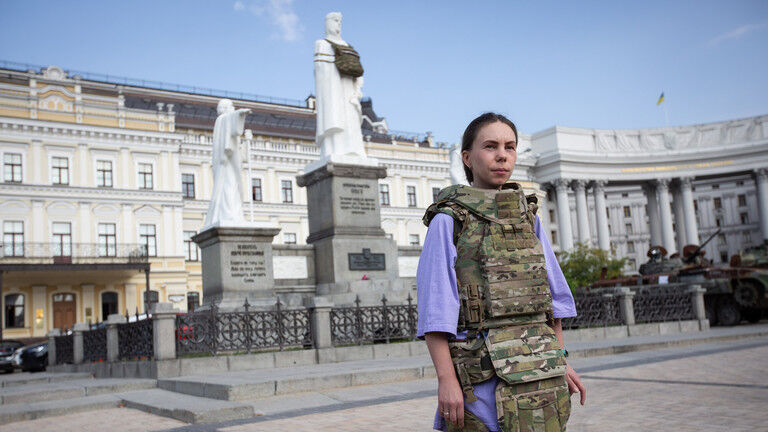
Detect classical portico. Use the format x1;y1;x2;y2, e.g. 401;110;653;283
536;115;768;268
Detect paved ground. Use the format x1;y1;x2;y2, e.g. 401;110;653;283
6;336;767;431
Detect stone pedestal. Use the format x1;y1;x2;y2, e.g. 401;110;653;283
106;313;126;363
193;225;281;310
297;162;405;305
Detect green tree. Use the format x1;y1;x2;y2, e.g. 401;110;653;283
557;242;627;292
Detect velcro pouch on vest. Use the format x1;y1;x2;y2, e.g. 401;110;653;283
484;323;566;385
482;259;552;318
448;336;495;402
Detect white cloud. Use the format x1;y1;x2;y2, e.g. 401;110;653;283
709;21;767;46
233;0;304;42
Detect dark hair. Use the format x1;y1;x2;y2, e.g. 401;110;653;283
460;112;518;184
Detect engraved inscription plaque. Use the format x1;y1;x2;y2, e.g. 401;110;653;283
229;243;268;284
339;182;377;216
348;248;386;271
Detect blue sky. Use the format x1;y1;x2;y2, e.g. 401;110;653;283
1;1;767;142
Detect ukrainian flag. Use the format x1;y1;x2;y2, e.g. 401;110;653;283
657;92;665;106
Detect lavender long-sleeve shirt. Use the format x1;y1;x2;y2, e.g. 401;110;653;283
416;212;576;431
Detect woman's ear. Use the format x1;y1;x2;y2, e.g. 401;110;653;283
461;150;471;170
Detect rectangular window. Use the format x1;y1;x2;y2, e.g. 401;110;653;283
738;194;747;207
96;160;113;187
143;290;159;312
283;232;297;244
717;233;726;245
623;206;631;218
4;294;24;328
716;217;723;227
52;222;72;256
628;258;636;268
549;209;556;224
281;180;293;203
713;197;722;209
183;231;199;261
3;153;22;183
407;186;417;207
409;234;420;246
551;230;558;245
694;200;698;212
608;224;612;235
51;156;69;185
627;241;635;253
98;223;116;257
736;180;744;187
379;184;390;206
187;292;200;313
432;187;440;203
625;223;633;235
606;207;610;218
719;251;728;263
743;231;751;243
138;163;153;189
2;221;24;257
182;173;195;199
621;192;629;198
251;178;262;202
712;183;719;189
740;212;749;224
139;224;157;257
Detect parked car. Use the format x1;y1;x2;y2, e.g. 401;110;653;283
19;342;48;372
0;340;25;373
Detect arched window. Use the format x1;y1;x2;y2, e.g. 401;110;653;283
101;292;118;321
4;294;24;328
187;292;200;312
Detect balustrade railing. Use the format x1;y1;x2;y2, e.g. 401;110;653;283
562;291;623;330
54;332;74;365
330;294;418;346
632;284;695;323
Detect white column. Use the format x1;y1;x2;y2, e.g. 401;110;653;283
78;202;91;244
200;161;211;200
31;200;45;242
593;180;610;251
656;179;676;254
573;180;591;245
121;204;133;245
554;179;574;251
393;174;403;207
643;182;662;247
76;143;88;187
160;151;170;191
30;140;44;184
173;206;184;256
680;176;699;245
161;205;173;257
119;147;131;189
672;183;686;251
755;168;768;242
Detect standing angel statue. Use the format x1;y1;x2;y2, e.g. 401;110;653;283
313;12;368;160
203;99;251;228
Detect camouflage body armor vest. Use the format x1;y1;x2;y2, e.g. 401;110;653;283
424;183;570;432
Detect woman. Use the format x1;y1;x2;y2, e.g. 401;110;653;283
417;113;586;432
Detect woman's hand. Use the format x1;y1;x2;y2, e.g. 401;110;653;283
565;364;586;405
438;374;464;428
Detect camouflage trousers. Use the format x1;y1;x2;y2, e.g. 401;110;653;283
446;375;571;432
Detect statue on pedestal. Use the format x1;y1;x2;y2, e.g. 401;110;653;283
313;12;368;162
203;99;251;228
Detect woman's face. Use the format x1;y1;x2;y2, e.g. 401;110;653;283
462;121;517;189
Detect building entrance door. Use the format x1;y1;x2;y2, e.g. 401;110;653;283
53;293;76;330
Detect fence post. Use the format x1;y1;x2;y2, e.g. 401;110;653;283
616;287;636;326
308;297;334;349
106;313;126;362
47;329;60;366
688;284;709;330
72;322;89;364
151;302;178;360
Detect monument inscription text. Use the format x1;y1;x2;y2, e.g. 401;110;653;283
348;248;386;271
339;182;377;216
229;243;267;284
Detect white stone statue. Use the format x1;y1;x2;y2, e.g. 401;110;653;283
450;143;469;185
312;12;369;166
203;99;251;228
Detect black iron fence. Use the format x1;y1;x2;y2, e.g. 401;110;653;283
175;298;313;356
562;291;623;330
117;311;154;360
83;322;107;362
633;284;695;323
54;333;74;365
330;294;418;346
